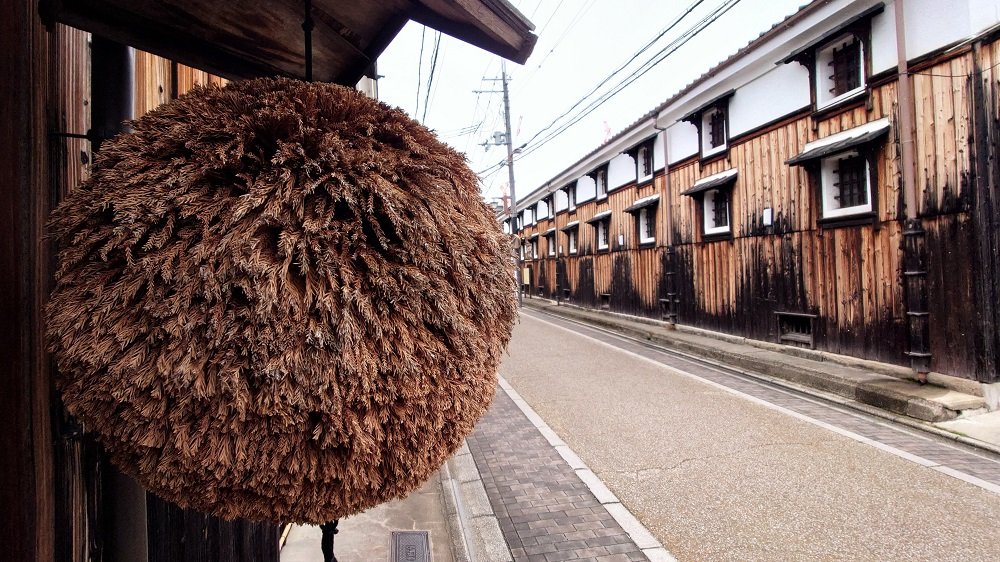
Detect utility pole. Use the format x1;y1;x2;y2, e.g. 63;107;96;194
478;62;522;306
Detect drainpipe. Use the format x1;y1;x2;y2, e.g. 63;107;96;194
653;116;678;328
895;0;931;382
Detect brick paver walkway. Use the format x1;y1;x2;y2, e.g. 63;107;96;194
467;391;648;562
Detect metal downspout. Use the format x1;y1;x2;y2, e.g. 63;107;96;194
653;117;678;328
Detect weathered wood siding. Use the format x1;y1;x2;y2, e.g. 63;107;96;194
522;39;1000;383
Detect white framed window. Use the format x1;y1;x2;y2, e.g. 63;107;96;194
519;244;525;260
703;189;730;236
567;185;577;210
596;220;610;250
816;34;865;109
820;149;872;218
700;106;728;157
638;207;656;244
502;219;511;234
567;228;578;254
546;232;555;256
530;237;539;258
595;168;608;199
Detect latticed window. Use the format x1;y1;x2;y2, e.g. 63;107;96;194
638;145;653;177
596;169;607;196
829;38;861;96
546;233;555;256
641;208;655;241
833;154;867;208
568;229;578;253
712;190;729;228
597;220;609;248
708;109;726;148
568;186;577;208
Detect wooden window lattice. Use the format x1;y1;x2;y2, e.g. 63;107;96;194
828;39;861;96
642;208;655;239
833;154;867;208
712;191;729;228
708;109;726;148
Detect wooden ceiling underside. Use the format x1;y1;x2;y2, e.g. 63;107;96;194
43;0;537;84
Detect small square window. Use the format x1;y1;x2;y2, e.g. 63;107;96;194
530;238;539;258
815;34;865;108
703;189;730;236
568;185;577;210
567;228;578;254
546;233;555;256
700;106;728;157
636;143;654;182
638;207;656;244
820;149;872;218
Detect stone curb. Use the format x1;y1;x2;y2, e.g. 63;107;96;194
499;376;678;562
440;441;513;562
524;299;977;423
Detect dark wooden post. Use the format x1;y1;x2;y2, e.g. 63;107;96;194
970;42;1000;385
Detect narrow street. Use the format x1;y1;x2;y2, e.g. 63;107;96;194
471;310;1000;561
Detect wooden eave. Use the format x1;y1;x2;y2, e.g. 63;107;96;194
42;0;536;85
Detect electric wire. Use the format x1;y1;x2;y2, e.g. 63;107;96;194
515;0;743;162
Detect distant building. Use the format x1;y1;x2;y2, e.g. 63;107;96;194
512;0;1000;395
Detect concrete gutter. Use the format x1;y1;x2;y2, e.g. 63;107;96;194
440;442;512;562
522;299;986;425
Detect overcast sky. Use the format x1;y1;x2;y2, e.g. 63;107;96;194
376;0;806;205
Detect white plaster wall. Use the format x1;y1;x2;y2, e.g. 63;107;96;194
537;199;549;219
728;63;811;137
666;121;699;164
554;189;568;212
870;2;897;74
970;0;1000;34
576;175;597;203
608;153;637;189
653;133;665;171
904;0;972;58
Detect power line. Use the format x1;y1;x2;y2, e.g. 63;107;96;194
514;0;708;153
516;0;743;162
414;25;427;116
421;31;443;123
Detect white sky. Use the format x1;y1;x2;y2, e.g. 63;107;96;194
376;0;807;205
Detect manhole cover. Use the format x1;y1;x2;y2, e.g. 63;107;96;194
390;530;430;562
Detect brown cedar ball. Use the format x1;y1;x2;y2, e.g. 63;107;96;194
46;77;517;523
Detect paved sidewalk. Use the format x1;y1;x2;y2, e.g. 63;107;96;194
467;391;652;562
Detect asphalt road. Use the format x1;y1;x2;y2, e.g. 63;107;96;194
501;310;1000;562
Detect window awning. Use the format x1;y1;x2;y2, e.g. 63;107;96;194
46;0;537;84
781;3;885;66
624;194;660;213
560;220;580;231
786;118;890;166
527;233;539;240
681;169;738;196
544;227;555;234
585;210;613;224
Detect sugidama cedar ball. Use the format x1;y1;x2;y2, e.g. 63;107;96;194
46;77;517;523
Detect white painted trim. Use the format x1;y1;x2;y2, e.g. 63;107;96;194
590;210;613;221
693;168;738;187
799;117;890;155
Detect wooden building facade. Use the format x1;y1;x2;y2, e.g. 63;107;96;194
1;2;535;561
511;0;1000;389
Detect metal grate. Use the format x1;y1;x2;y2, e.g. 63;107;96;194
390;531;430;562
708;109;726;148
833;154;867;208
712;190;729;228
828;39;861;96
776;312;816;348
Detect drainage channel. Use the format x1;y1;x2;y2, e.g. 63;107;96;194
521;307;1000;494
